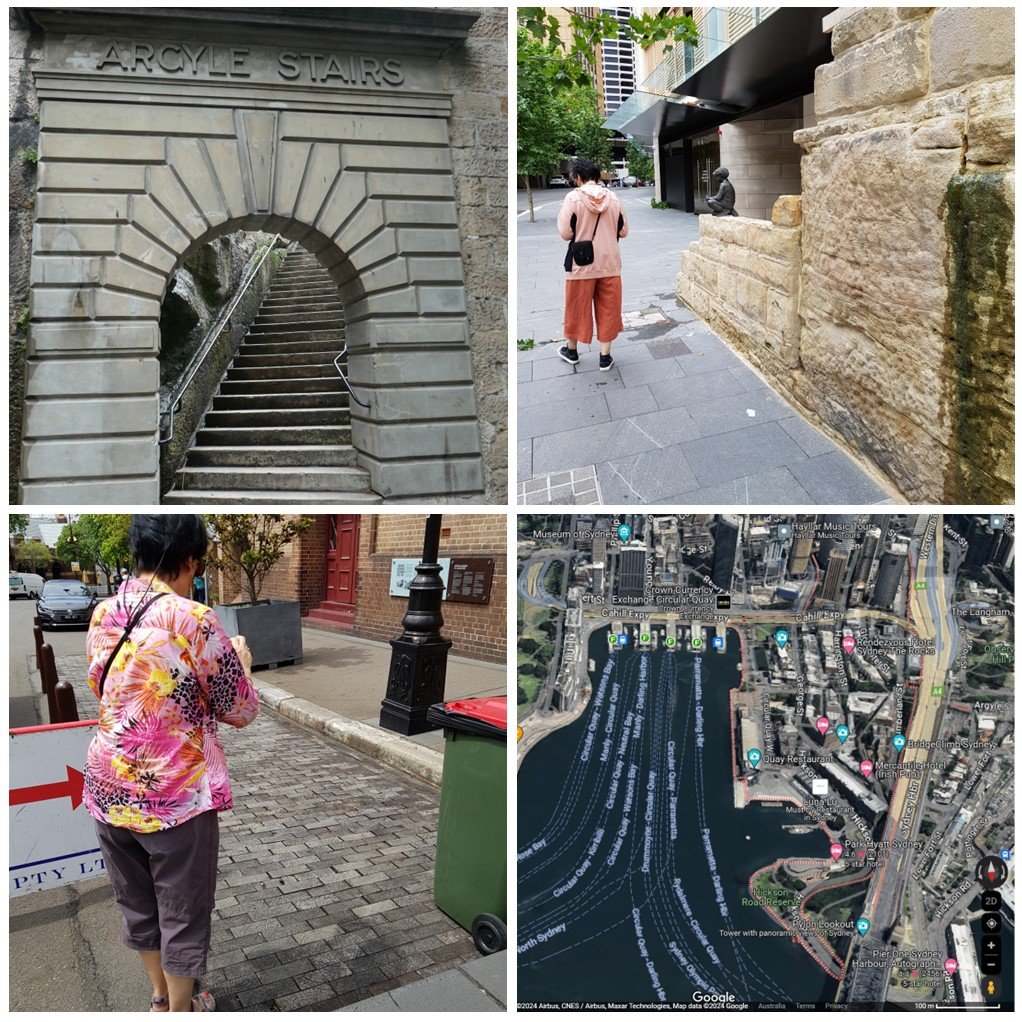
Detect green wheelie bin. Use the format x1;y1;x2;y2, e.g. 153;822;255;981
426;696;507;955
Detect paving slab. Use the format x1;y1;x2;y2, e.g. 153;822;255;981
672;464;816;504
341;950;506;1011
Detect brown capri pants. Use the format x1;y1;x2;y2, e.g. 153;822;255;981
95;810;219;978
564;275;624;344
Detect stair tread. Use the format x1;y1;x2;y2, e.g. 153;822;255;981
163;490;383;504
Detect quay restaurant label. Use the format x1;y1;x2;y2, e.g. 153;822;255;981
95;41;405;87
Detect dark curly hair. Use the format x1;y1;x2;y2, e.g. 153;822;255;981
130;515;208;580
571;157;602;184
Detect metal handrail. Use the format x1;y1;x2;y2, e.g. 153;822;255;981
158;233;285;446
334;344;371;409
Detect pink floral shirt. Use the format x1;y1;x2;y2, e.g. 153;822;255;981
84;577;259;833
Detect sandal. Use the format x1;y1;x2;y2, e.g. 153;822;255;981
151;995;170;1012
192;991;216;1012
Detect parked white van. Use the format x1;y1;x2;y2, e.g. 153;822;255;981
9;572;44;599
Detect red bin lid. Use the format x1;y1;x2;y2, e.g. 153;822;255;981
442;696;507;732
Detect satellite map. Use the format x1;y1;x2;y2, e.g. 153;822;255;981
517;514;1014;1010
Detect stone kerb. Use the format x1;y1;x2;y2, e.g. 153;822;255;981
21;16;486;503
677;203;802;372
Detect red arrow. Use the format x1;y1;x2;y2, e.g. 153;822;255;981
10;765;85;811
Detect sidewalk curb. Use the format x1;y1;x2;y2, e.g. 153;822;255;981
251;680;443;788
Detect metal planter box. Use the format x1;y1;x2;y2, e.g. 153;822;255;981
214;599;303;669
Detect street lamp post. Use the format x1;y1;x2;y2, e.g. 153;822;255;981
380;514;452;736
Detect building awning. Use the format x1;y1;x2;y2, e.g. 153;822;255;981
606;7;835;144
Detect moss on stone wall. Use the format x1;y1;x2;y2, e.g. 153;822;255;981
942;171;1014;502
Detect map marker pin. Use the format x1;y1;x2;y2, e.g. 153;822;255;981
892;733;906;752
860;760;874;779
774;629;789;649
816;716;830;736
855;917;871;936
747;748;762;768
830;842;843;862
841;635;856;654
617;523;632;542
944;958;958;976
836;725;850;744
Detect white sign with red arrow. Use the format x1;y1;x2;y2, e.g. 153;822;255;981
9;719;106;898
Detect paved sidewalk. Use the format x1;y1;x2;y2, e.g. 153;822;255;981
517;187;893;506
288;625;506;753
342;950;506;1011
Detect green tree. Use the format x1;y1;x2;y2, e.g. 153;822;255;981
517;28;565;222
17;539;51;573
9;514;29;535
517;11;698;218
56;514;132;592
558;84;613;170
519;7;698;87
625;140;655;183
206;514;314;605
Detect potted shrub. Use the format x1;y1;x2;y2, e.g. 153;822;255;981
206;514;313;670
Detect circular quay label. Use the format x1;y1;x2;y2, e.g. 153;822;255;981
518;512;1014;1012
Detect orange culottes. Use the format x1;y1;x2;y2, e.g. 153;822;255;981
563;275;624;344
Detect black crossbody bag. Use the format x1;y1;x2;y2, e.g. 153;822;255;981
564;209;603;271
98;591;168;697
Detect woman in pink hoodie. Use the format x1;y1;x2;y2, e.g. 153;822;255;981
557;157;629;371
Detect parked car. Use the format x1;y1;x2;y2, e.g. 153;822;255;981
548;175;569;187
37;579;97;629
9;572;44;599
623;175;638;187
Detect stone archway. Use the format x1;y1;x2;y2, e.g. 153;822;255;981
22;8;486;503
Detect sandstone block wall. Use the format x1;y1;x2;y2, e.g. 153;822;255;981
13;8;504;505
677;204;802;372
677;5;1014;502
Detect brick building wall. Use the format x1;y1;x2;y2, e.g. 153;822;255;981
352;514;507;664
211;516;325;615
212;514;507;664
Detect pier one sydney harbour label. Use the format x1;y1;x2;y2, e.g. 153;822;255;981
517;514;1014;1010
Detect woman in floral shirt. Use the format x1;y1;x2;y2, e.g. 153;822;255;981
85;515;259;1012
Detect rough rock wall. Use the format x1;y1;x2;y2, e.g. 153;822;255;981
796;5;1014;502
9;10;42;503
442;7;509;503
158;234;282;495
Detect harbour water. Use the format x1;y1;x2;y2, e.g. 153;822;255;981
518;626;839;1004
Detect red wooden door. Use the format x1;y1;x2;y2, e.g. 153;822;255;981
324;514;359;622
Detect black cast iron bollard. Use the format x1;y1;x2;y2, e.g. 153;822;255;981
379;514;453;736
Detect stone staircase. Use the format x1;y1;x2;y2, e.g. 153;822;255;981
163;249;380;504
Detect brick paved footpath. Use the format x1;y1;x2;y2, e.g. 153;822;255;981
55;654;479;1011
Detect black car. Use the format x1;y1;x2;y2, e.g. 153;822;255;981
37;580;97;629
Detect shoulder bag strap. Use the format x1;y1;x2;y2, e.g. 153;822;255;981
591;210;603;240
98;591;169;697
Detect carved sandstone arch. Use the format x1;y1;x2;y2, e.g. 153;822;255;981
22;9;485;503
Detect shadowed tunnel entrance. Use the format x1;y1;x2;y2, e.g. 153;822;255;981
22;8;485;503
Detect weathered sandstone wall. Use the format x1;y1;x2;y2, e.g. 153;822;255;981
677;6;1014;502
